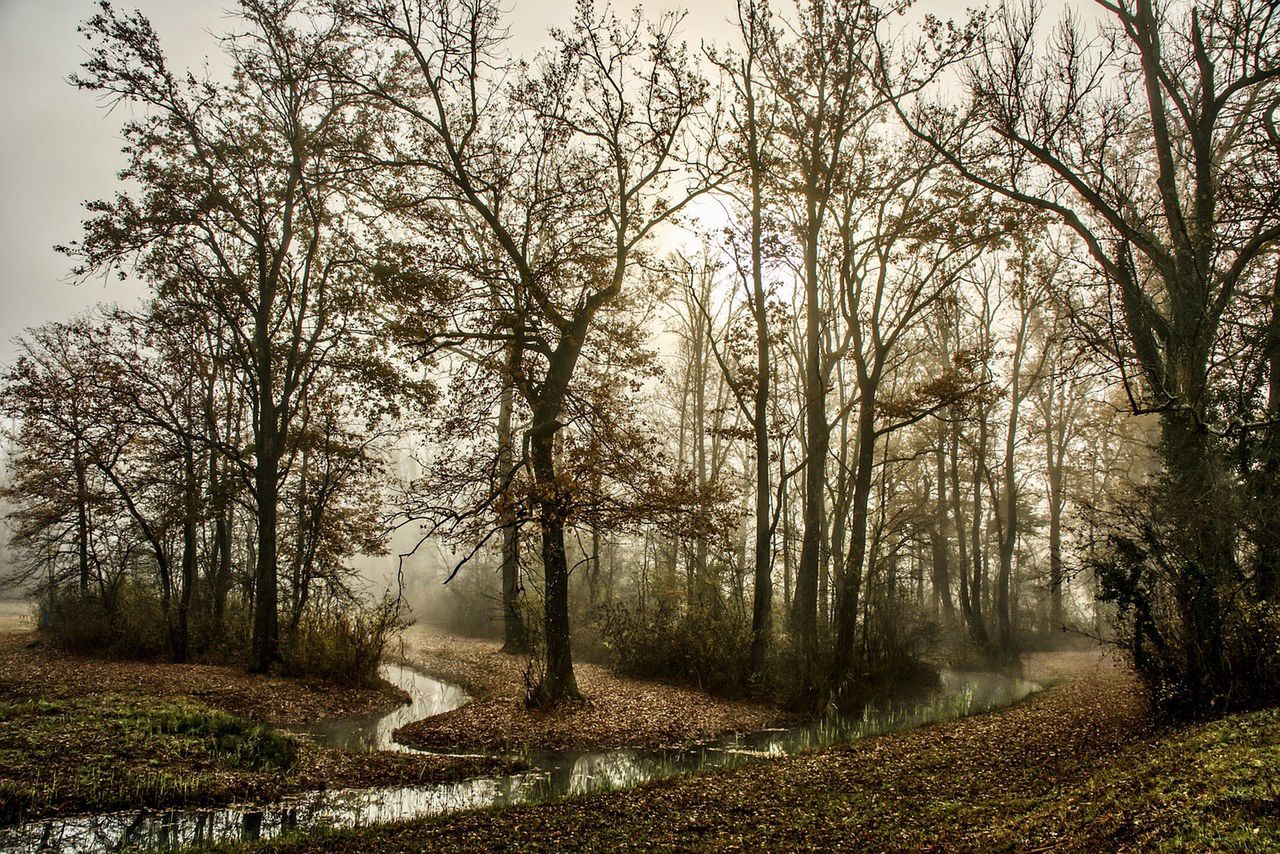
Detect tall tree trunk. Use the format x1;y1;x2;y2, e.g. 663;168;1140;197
212;508;233;635
1159;414;1233;708
791;218;827;697
1044;382;1066;630
931;432;955;621
995;401;1019;655
74;442;90;596
175;447;198;662
747;145;773;675
497;367;527;653
970;402;991;651
249;295;282;673
249;436;281;673
828;392;852;635
1257;264;1280;600
524;320;593;705
833;393;877;685
692;312;709;607
529;420;579;703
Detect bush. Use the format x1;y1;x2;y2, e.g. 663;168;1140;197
595;596;754;696
36;580;408;688
40;583;170;659
1094;482;1280;717
281;593;409;687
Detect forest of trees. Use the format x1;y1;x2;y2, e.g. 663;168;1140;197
2;0;1277;717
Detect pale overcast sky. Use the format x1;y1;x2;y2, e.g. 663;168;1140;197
0;0;978;363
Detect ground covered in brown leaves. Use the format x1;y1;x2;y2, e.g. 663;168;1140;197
239;650;1280;852
0;632;402;724
392;629;792;751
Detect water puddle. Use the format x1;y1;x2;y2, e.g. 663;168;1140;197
1;662;1038;852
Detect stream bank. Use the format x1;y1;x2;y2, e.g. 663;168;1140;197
0;633;515;836
1;647;1043;851
393;630;793;751
231;650;1274;853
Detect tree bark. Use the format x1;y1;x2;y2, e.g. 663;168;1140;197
175;446;198;662
497;368;527;653
1257;264;1280;600
529;419;579;703
249;303;282;673
73;440;90;596
931;430;955;621
833;394;877;685
791;215;827;695
524;319;593;705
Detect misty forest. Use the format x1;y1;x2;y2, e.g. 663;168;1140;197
0;0;1278;849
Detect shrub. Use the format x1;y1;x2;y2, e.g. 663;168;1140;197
35;580;408;688
1093;483;1280;717
595;596;754;696
281;593;409;687
40;583;169;659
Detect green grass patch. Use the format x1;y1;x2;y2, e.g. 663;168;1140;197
0;693;297;824
113;700;297;771
1010;706;1280;851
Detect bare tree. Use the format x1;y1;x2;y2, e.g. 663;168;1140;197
67;1;373;672
340;0;710;704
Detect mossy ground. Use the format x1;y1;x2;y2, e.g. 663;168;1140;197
0;694;296;822
0;691;519;826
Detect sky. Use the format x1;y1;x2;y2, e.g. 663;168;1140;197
0;0;988;364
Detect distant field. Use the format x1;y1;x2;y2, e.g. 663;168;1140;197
0;601;34;632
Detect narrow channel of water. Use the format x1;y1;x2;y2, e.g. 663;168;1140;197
1;663;1038;852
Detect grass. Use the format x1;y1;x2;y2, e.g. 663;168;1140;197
0;693;298;824
0;631;527;828
216;666;1280;852
117;700;299;771
1012;705;1280;851
0;691;522;828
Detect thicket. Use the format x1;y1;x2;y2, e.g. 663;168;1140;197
1095;470;1280;716
37;584;404;687
595;597;756;696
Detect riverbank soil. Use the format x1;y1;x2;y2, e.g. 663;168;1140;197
244;650;1280;852
0;630;516;824
393;629;791;751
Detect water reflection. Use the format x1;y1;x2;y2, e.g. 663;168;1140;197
286;663;470;752
0;664;1038;852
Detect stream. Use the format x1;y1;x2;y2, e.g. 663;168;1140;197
1;662;1039;852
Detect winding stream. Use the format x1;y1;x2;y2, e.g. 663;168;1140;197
1;661;1039;852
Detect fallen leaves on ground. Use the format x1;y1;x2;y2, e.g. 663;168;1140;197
0;632;403;724
247;652;1222;853
391;629;793;751
0;631;522;824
